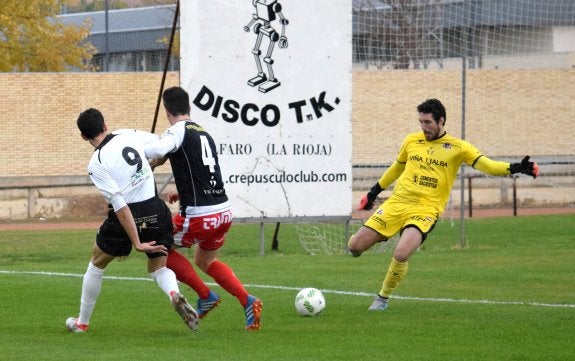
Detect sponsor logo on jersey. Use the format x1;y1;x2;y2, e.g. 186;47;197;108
186;123;205;132
409;154;448;167
130;168;150;187
202;210;232;230
418;175;438;188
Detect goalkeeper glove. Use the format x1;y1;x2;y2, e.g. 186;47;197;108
509;155;539;179
357;182;383;211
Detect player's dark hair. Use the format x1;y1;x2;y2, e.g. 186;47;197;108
417;98;446;124
77;108;105;139
162;86;191;116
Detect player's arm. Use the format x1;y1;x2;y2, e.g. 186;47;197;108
114;204;167;255
144;136;177;159
144;123;185;159
473;155;539;178
89;165;166;255
148;156;168;170
358;160;406;210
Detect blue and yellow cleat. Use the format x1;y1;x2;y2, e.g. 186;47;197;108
244;295;263;330
197;290;222;319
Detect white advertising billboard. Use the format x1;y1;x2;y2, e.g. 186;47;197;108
180;0;352;218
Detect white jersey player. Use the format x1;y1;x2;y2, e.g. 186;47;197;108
87;128;159;209
65;108;198;334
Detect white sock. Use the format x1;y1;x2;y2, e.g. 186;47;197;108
150;267;179;299
78;262;104;325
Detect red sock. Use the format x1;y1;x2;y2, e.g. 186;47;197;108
166;249;210;299
206;260;249;306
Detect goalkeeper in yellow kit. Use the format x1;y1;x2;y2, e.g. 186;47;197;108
348;98;539;311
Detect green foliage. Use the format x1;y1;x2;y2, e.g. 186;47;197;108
0;0;95;71
0;214;574;360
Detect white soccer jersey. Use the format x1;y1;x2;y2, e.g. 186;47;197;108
87;129;160;211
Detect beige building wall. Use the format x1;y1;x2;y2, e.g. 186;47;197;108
0;69;572;178
0;72;179;179
352;69;574;164
0;70;573;219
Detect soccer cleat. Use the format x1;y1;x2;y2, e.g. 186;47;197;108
244;295;262;330
197;290;222;319
171;292;199;331
65;317;88;333
368;294;389;311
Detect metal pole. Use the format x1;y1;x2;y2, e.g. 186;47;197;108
157;174;174;194
459;0;469;248
459;58;466;247
104;0;110;72
271;222;280;251
152;0;179;134
259;222;265;256
467;176;472;218
512;176;517;216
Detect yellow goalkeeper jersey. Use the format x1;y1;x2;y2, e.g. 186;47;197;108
385;131;482;214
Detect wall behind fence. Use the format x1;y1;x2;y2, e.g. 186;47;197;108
352;69;574;164
0;69;572;180
0;72;179;179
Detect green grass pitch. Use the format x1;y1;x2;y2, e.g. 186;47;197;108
0;214;574;360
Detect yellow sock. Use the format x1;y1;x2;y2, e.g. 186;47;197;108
379;258;408;298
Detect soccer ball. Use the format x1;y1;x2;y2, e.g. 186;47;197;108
295;287;325;316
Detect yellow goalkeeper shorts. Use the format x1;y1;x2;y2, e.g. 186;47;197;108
363;198;439;241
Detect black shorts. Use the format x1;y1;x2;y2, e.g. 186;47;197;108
96;196;174;259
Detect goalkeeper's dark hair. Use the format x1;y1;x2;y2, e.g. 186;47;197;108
77;108;105;139
162;86;191;116
417;98;446;124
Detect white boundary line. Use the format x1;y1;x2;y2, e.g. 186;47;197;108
2;269;574;309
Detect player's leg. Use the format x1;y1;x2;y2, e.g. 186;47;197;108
138;198;186;298
196;247;262;330
148;251;197;329
149;254;199;331
148;255;180;297
194;212;250;306
196;246;250;305
171;212;227;320
166;247;212;298
189;209;245;305
370;207;438;311
169;213;213;298
368;228;422;312
348;201;397;257
195;215;262;330
369;227;423;310
138;200;199;331
347;226;386;257
66;243;115;333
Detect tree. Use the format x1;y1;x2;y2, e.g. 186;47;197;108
0;0;95;71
